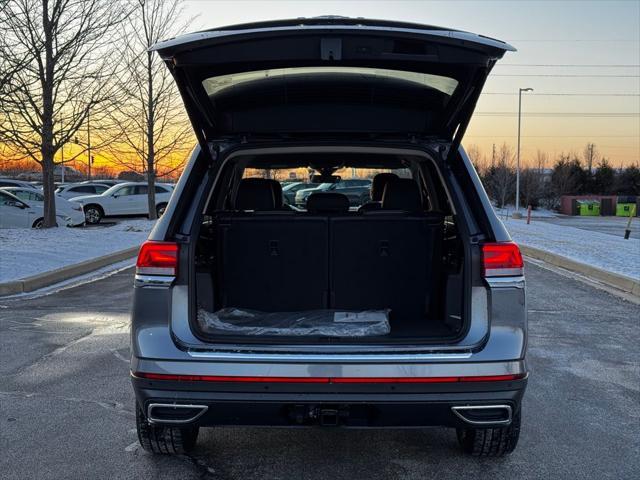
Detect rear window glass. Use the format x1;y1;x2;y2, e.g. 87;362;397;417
242;167;411;210
204;67;458;97
70;186;94;193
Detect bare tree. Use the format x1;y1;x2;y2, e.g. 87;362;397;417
583;143;598;174
534;149;548;173
549;153;587;207
107;0;194;220
520;168;544;208
0;0;129;227
484;143;516;208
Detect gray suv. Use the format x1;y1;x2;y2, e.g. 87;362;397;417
131;17;527;457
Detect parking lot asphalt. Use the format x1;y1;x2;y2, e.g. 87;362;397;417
1;263;638;480
538;215;639;237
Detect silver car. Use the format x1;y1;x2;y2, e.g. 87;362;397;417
131;18;527;457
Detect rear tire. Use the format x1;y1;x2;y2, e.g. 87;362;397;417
156;203;167;217
32;218;44;229
135;403;199;455
456;408;521;457
84;205;103;224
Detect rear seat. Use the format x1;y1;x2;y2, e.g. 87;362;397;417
216;179;328;311
358;172;398;211
215;178;443;321
330;179;444;319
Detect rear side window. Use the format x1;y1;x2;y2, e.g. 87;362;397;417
15;191;42;202
94;185;109;194
117;186;137;196
70;186;94;193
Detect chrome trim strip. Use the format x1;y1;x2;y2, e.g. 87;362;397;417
451;404;513;426
187;351;473;361
485;276;525;289
147;403;208;425
134;274;175;288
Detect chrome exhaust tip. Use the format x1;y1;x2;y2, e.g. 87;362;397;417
147;403;208;425
451;404;512;426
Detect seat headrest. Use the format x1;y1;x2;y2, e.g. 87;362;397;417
235;178;276;211
371;172;399;201
381;178;422;212
306;193;350;213
267;179;284;208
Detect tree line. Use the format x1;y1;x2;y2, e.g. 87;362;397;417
467;143;640;209
0;0;193;227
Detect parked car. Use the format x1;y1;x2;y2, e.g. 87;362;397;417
0;190;73;228
295;179;371;207
0;178;40;190
70;182;173;224
76;179;124;187
130;18;527;458
55;182;111;200
0;187;85;227
282;181;319;205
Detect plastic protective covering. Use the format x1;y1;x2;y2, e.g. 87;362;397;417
197;308;390;337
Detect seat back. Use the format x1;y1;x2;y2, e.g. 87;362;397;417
217;214;328;311
330;214;443;319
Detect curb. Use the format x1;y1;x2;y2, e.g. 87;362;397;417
520;245;640;297
0;246;140;296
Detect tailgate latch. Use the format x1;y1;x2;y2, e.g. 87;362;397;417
321;38;342;60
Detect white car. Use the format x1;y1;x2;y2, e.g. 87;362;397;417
70;182;173;224
55;182;111;200
0;190;74;228
0;178;40;190
0;187;85;227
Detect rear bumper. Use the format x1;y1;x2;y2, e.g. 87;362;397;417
132;373;527;428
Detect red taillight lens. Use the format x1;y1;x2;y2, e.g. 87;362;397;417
481;242;524;277
136;241;179;276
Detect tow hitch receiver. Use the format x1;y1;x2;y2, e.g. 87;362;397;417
319;408;339;426
289;405;350;426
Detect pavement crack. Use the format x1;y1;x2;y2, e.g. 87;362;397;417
8;327;96;378
0;390;134;416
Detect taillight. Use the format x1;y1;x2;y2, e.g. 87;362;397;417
136;241;179;276
481;242;524;277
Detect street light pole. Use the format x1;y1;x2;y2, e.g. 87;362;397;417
515;87;533;216
87;110;92;181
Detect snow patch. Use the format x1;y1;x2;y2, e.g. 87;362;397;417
502;217;639;280
0;220;153;283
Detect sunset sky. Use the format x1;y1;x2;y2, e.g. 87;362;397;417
3;0;638;172
180;0;640;168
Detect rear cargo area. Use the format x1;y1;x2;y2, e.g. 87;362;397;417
193;150;467;343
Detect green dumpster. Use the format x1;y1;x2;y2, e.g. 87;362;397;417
617;203;636;217
577;200;600;216
616;196;637;217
